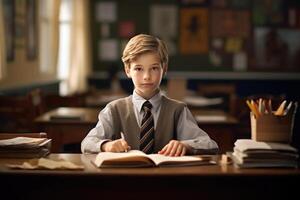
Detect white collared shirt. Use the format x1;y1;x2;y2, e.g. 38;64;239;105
81;90;218;153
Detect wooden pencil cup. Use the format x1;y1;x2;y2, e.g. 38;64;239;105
250;107;296;143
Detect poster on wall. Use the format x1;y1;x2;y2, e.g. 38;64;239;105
119;21;135;38
211;10;250;38
254;28;300;71
150;5;177;38
180;8;208;54
98;39;118;61
95;2;117;23
3;0;15;61
26;0;37;60
253;0;284;26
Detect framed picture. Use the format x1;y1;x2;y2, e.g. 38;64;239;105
26;0;37;60
180;8;209;54
3;0;15;61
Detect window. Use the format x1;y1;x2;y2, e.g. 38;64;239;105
39;0;54;73
57;0;72;95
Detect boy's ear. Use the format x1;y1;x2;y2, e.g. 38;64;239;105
124;66;131;78
163;64;168;76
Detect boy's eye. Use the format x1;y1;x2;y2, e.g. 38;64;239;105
134;67;142;71
152;66;159;70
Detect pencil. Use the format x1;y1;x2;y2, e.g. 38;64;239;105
274;100;287;116
120;132;128;152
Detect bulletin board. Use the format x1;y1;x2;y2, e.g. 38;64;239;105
90;0;300;73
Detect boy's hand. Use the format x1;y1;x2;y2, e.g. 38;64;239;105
101;139;130;152
158;140;187;156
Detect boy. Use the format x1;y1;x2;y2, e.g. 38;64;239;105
81;34;218;156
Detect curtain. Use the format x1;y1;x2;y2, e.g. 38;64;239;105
39;0;60;74
67;0;91;94
51;0;61;72
0;0;6;79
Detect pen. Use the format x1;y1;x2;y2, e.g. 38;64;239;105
120;132;128;152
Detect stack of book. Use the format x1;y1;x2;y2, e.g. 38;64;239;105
230;139;298;168
0;137;51;158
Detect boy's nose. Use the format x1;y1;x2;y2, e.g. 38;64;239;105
143;71;151;79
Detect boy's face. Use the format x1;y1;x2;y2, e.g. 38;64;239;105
125;52;165;99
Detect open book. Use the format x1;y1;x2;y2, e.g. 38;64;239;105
93;150;216;168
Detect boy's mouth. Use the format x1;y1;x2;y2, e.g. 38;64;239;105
141;83;153;87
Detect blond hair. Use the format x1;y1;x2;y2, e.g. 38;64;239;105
122;34;168;69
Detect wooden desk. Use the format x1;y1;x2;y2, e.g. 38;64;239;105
35;107;99;152
191;109;238;154
0;154;299;200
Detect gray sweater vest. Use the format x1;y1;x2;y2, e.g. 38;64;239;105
106;95;186;153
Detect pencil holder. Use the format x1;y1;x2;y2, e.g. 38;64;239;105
250;106;297;143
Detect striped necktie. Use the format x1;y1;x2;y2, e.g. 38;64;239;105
140;101;154;154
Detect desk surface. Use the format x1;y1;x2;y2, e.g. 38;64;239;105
1;153;299;176
1;154;299;200
191;109;238;125
35;107;99;124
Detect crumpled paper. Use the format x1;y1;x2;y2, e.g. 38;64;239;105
7;158;84;170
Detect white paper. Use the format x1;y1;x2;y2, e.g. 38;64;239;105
95;2;117;22
233;52;247;71
98;39;118;61
150;5;178;38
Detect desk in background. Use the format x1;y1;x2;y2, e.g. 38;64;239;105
191;109;238;154
0;154;299;200
35;107;99;152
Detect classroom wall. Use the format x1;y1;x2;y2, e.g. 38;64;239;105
0;0;57;92
0;48;57;91
0;0;56;90
91;0;300;73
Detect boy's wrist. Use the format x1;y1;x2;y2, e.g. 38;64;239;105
100;140;111;152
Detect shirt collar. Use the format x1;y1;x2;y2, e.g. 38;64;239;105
132;90;162;113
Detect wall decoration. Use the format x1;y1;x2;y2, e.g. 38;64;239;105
254;28;300;70
253;0;284;26
95;1;117;23
26;0;37;60
3;0;15;61
211;10;250;38
15;0;26;48
225;37;243;53
98;39;118;61
119;21;135;38
180;8;208;54
150;5;177;38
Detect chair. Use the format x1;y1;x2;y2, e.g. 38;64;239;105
0;132;47;140
197;83;237;115
0;89;47;132
167;78;187;101
44;93;86;110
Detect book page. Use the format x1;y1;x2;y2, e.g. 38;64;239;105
235;139;298;152
147;154;207;166
0;137;47;148
94;150;153;167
